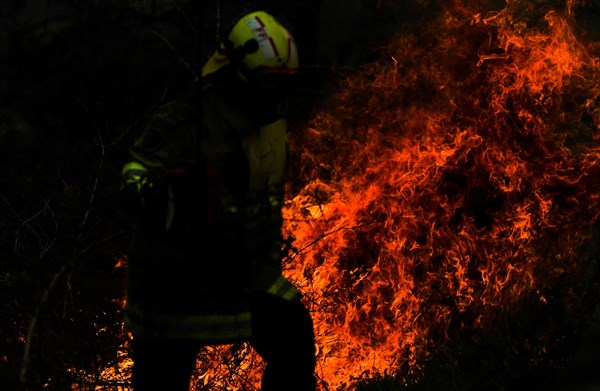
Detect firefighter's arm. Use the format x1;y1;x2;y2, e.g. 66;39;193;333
124;95;196;191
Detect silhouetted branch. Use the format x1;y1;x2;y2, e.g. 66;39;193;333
152;28;199;82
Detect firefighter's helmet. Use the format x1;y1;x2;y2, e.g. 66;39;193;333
223;11;299;80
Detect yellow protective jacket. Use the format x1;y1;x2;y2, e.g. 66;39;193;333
122;51;299;341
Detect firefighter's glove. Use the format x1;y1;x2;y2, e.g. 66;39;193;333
120;161;163;216
122;161;153;194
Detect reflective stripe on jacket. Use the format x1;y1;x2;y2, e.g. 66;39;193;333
267;276;301;301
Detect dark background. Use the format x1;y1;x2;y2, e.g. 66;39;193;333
1;0;599;390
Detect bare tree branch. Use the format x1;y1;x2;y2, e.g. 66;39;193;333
172;0;199;41
20;98;110;387
152;28;199;82
20;263;67;386
111;84;169;147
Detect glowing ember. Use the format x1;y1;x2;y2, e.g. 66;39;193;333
75;1;600;389
69;330;133;390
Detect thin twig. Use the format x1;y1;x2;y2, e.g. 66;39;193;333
38;201;58;260
152;28;198;81
20;99;110;386
111;84;169;147
13;199;51;255
74;97;105;245
216;0;221;45
79;230;130;257
284;220;379;265
172;0;198;40
20;264;67;385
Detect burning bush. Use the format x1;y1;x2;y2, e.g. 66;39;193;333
282;0;600;388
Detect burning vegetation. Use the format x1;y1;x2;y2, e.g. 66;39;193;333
146;1;600;389
281;0;600;388
72;0;600;390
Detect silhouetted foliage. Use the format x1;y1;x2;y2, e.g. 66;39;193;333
1;1;199;389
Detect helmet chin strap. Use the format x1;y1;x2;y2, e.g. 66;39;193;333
223;41;260;82
223;39;245;62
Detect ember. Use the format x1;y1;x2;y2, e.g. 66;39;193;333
79;1;599;389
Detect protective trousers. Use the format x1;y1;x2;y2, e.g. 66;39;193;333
131;293;316;390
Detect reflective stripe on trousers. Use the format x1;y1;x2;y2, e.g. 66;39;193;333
126;304;252;341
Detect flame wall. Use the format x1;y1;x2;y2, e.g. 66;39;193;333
282;0;600;388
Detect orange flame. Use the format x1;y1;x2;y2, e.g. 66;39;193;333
281;1;600;388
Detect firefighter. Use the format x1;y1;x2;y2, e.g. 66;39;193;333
121;11;316;391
